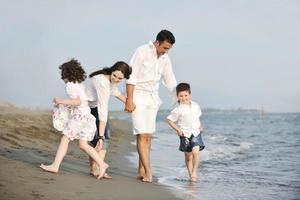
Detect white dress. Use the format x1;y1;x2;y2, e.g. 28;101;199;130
52;82;96;141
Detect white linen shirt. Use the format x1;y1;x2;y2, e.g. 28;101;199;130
66;82;91;112
85;74;121;122
127;41;177;107
167;101;202;138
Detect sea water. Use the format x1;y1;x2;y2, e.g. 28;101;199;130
112;111;300;200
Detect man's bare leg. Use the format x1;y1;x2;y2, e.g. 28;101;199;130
137;134;152;183
137;156;146;180
137;134;146;179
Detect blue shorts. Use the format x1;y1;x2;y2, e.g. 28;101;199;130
179;134;205;152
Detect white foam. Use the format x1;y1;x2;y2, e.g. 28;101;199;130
201;141;254;161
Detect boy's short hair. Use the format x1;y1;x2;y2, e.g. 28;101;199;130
176;83;191;95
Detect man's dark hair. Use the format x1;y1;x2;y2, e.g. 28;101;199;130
156;29;175;45
176;83;191;95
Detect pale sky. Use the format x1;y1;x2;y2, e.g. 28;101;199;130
0;0;299;112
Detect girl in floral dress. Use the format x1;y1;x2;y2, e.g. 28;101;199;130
40;59;108;179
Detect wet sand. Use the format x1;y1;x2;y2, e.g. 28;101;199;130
0;101;179;200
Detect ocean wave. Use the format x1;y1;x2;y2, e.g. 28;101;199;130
201;141;254;162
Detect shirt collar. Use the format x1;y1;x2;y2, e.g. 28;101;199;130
148;40;167;59
148;40;155;48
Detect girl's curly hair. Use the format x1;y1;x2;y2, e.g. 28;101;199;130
59;59;86;83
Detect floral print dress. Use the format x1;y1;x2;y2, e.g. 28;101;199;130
53;82;96;141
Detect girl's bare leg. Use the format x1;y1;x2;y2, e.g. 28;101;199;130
40;135;70;173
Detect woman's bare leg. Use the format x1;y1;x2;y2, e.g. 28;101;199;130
78;140;108;179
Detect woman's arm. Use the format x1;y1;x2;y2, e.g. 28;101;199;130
115;94;126;103
92;76;111;137
98;120;106;137
54;97;81;106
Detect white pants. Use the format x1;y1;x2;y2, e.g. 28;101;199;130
131;91;161;135
132;104;158;135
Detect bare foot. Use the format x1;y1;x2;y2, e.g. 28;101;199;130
40;164;58;174
136;172;145;180
90;164;100;177
90;170;99;177
92;171;111;179
190;176;197;182
97;163;109;180
142;176;152;183
103;173;112;179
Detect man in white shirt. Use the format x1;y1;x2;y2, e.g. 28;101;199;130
125;30;177;183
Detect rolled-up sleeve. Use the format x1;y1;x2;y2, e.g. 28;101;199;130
167;107;179;122
197;104;202;117
66;83;78;99
162;56;177;100
127;49;143;85
92;76;110;122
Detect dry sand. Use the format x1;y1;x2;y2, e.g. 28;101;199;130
0;102;179;200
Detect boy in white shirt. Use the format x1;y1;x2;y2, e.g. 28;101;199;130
167;83;205;182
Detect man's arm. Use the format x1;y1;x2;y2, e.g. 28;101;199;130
125;48;143;112
125;84;135;112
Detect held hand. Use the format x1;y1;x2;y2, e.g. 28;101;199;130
125;98;135;113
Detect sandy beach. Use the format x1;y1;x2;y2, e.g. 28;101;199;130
0;102;179;200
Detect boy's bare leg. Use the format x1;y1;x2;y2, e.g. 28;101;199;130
137;134;152;183
78;140;109;179
191;146;200;182
184;152;193;179
40;135;70;173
